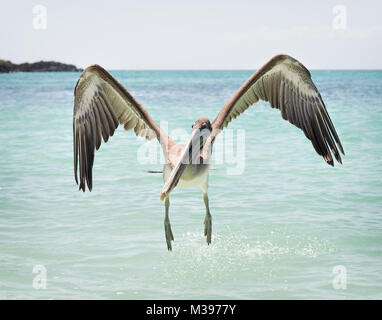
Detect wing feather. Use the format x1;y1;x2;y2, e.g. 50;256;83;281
91;101;102;150
73;65;174;191
204;54;344;166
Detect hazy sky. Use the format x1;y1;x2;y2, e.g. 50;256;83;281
1;0;381;69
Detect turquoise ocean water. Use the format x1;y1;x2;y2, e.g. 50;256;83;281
0;70;381;299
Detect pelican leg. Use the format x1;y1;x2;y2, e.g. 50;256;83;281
164;196;174;251
203;193;212;245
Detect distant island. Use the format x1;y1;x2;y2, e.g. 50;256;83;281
0;59;83;73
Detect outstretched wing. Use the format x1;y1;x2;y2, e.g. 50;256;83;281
73;64;173;191
203;54;344;166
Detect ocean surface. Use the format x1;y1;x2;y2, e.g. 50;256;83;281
0;69;381;299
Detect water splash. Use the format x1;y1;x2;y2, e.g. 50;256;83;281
156;227;337;291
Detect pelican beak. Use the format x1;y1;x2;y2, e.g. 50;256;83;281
160;127;206;201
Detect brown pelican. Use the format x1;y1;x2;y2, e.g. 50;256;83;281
73;54;344;250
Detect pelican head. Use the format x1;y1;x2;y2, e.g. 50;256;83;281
191;117;212;131
160;117;212;200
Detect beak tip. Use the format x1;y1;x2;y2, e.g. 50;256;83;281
160;193;165;201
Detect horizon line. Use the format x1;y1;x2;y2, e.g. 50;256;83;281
106;68;382;71
103;68;382;72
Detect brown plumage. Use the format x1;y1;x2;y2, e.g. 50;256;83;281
73;64;173;192
201;54;344;166
74;55;345;193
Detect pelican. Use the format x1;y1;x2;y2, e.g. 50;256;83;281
73;54;344;250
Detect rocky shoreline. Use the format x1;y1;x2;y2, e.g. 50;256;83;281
0;59;83;73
